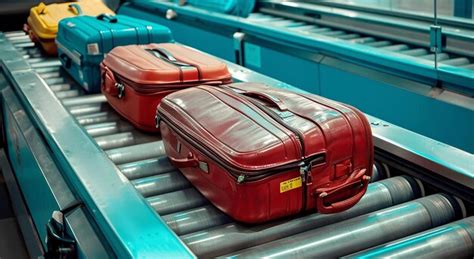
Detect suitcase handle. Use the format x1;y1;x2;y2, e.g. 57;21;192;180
37;2;48;14
68;4;83;15
170;153;199;168
315;168;370;214
242;91;287;111
97;14;118;23
60;54;72;69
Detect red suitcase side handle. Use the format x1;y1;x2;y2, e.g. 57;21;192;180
101;66;122;98
315;168;370;214
170;152;199;168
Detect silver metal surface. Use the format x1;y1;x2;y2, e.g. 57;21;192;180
3;30;471;257
227;194;459;258
118;157;176;180
29;60;61;68
163;205;231;236
68;103;111;116
346;217;474;258
1;43;192;257
147;188;207;215
181;176;420;257
132;171;191;197
106;141;166;164
84;121;134;138
94;131;158;150
367;115;474;189
62;94;107;107
55;89;81;99
75;111;120;125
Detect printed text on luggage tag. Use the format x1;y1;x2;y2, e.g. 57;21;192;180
280;177;302;193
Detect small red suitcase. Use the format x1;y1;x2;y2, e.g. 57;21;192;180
101;43;232;132
157;83;373;223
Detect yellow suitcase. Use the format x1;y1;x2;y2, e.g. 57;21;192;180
25;0;114;55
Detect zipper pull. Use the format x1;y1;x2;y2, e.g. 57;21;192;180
155;114;161;129
237;174;246;184
299;162;308;183
115;82;125;99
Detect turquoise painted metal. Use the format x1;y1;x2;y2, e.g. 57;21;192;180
0;38;194;257
1;30;472;257
119;1;474;153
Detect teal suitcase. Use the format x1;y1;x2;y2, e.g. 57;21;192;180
56;14;173;92
183;0;255;17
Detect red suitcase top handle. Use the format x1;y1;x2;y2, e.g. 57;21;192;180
240;91;288;111
315;168;370;214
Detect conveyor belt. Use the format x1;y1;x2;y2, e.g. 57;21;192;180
245;12;474;70
3;31;473;257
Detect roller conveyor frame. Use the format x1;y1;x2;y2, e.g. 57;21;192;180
1;31;473;257
124;1;474;93
118;0;474;155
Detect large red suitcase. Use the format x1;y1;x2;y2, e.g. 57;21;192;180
157;83;374;223
101;43;232;132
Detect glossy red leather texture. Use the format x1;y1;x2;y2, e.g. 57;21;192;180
158;83;373;223
101;43;232;132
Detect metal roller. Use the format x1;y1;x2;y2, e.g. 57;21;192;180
106;141;165;164
39;71;61;79
337;34;360;40
365;41;392;47
461;64;474;70
84;121;134;138
441;57;470;66
181;176;422;258
132;171;190;197
28;57;51;64
13;42;35;48
163;205;231;236
34;66;61;74
44;77;67;85
319;30;345;37
94;131;158;150
62;94;107;107
227;194;461;258
75;111;120;125
308;27;331;33
68;103;111;116
370;164;380;182
289;25;318;31
55;89;81;99
420;53;450;61
118;157;176;180
147;188;207;215
50;84;73;92
401;48;428;56
350;37;375;44
345;217;474;258
3;31;27;37
30;60;61;68
380;44;410;51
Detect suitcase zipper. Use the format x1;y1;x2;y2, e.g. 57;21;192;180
157;109;325;183
111;72;206;95
222;88;315;211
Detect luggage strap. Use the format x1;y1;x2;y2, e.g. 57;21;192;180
68;4;83;16
146;48;202;82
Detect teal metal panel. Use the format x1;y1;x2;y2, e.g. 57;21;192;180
318;60;474;153
1;62;194;258
119;1;474;153
243;42;321;94
119;4;236;62
1;86;113;257
3;97;60;245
